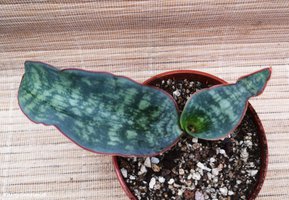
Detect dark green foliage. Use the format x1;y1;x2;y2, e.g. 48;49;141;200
180;68;271;140
18;61;271;155
18;61;182;156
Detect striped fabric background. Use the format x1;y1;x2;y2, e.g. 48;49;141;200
1;1;289;199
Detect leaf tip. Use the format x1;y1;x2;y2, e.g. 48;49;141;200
237;67;272;98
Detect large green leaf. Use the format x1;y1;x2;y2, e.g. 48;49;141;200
180;68;271;140
18;61;182;156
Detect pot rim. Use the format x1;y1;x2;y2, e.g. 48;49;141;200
112;69;269;200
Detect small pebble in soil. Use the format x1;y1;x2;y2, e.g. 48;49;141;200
219;187;228;196
192;138;198;143
149;177;156;189
168;178;175;185
138;165;147;175
120;168;127;178
151;157;160;164
195;191;205;200
151;164;161;172
179;169;185;175
159;176;165;183
118;78;262;200
144;157;151;168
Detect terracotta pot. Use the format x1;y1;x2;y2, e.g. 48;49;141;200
112;70;268;200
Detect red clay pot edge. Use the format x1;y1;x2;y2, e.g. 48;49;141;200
112;70;269;200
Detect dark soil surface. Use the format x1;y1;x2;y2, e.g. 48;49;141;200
117;78;261;200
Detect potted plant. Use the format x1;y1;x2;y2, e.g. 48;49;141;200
18;61;271;200
113;70;269;200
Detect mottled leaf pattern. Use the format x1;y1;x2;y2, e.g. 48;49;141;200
180;68;271;140
18;61;182;156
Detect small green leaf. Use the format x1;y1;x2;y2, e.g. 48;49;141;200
18;61;182;156
180;68;271;140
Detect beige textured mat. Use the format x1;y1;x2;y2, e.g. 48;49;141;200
1;1;289;199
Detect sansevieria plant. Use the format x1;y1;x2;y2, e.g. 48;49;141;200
18;61;271;156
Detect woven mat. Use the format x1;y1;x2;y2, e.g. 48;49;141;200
1;1;289;199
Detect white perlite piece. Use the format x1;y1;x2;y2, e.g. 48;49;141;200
173;183;181;188
198;168;204;176
207;172;212;180
209;157;216;163
240;147;249;162
219;149;227;155
144;157;151;168
149;177;156;189
219;187;228;196
192;137;198;143
178;189;184;196
138;165;147;175
168;178;175;184
228;190;234;195
197;162;211;172
179;168;185;175
244;140;253;148
248;170;258;176
129;175;136;180
192;172;201;180
158;176;165;183
195;191;205;200
213;177;218;183
212;168;219;176
173;89;181;97
120;168;127;178
197;162;205;169
151;157;160;164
